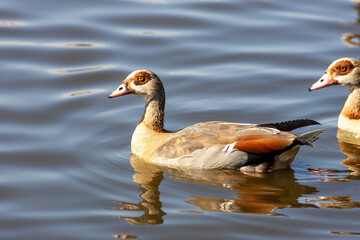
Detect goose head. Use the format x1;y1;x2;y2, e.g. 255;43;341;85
310;58;360;91
108;70;164;102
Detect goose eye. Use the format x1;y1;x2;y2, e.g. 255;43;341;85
340;66;347;72
138;76;145;82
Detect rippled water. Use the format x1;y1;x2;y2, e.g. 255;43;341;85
1;0;360;239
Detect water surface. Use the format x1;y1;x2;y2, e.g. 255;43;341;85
1;0;360;239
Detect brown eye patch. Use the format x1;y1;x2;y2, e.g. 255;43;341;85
133;72;151;85
333;60;355;76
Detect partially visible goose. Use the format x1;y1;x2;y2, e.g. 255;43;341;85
310;58;360;135
109;70;323;172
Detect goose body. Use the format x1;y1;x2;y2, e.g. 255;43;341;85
310;58;360;136
110;70;323;172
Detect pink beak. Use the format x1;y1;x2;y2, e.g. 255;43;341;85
108;82;132;98
309;72;336;92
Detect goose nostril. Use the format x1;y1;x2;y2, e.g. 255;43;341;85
320;79;324;83
119;87;123;91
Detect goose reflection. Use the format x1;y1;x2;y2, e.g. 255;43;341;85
109;158;165;225
304;130;360;209
350;0;360;24
337;129;360;177
342;33;360;47
307;130;360;181
168;165;315;215
109;155;320;225
341;1;360;47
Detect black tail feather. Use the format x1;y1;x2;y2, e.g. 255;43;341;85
258;119;320;131
294;129;325;148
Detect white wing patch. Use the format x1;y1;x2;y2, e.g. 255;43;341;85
222;142;236;152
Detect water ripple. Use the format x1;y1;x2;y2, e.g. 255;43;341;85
131;0;166;4
47;65;114;74
0;41;105;48
169;70;200;76
125;29;180;36
61;89;106;98
45;42;106;48
2;0;360;239
0;21;26;26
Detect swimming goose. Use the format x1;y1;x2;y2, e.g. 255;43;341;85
310;58;360;135
109;70;323;172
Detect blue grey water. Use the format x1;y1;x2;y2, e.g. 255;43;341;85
1;0;360;239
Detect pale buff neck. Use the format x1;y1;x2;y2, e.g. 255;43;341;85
340;88;360;120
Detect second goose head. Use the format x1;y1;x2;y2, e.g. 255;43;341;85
310;58;360;91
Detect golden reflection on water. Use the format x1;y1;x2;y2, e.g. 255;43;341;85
112;234;137;239
308;129;360;180
337;129;360;175
110;148;360;226
308;196;360;209
108;157;165;225
108;127;360;227
0;21;26;26
181;169;316;215
109;155;319;226
305;129;360;210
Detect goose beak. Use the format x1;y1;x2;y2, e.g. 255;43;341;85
309;72;336;92
108;82;132;98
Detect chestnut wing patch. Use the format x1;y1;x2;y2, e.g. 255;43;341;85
234;130;295;154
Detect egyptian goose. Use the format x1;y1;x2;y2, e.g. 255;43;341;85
310;58;360;135
109;70;323;172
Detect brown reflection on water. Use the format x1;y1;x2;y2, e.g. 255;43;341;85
337;129;360;176
342;33;360;47
307;196;360;209
305;130;360;210
181;169;316;215
110;155;320;226
109;157;166;225
331;231;360;236
341;1;360;47
112;234;138;239
308;129;360;181
351;0;360;24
